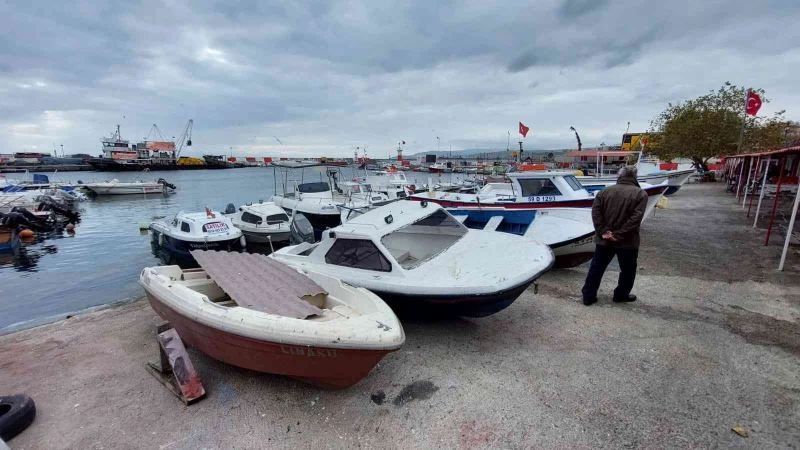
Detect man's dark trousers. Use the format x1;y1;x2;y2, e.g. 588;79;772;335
581;245;638;300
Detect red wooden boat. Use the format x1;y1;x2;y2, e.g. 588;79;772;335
139;251;404;389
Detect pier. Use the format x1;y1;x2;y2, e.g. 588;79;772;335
0;182;797;447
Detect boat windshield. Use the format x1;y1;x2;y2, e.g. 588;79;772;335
380;209;467;270
297;182;330;193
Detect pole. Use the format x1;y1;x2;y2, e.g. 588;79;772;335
747;157;761;217
742;156;754;207
778;182;800;271
735;157;745;198
736;90;748;154
754;158;770;227
765;157;786;245
506;131;510;151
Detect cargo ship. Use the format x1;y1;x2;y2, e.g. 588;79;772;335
87;121;219;171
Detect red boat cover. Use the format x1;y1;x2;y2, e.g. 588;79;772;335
190;250;325;319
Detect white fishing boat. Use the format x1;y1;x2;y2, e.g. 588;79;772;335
149;209;244;266
576;172;669;194
364;170;417;199
410;172;668;219
224;202;292;244
270;164;374;237
447;207;596;268
79;177;176;195
139;251;404;389
270;201;554;318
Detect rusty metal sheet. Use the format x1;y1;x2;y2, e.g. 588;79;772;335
190;250;324;319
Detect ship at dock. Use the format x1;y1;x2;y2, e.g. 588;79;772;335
87;121;219;172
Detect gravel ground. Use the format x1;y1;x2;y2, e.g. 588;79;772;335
1;183;798;449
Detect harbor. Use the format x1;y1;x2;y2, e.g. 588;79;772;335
4;1;800;447
1;182;798;448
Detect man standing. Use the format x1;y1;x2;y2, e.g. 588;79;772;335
582;166;648;306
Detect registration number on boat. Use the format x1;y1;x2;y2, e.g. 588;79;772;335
527;195;556;202
203;222;228;233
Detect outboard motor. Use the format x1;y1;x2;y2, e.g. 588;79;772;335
157;178;177;190
37;197;80;224
289;213;315;245
224;203;236;215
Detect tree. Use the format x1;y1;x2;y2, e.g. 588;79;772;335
647;82;787;170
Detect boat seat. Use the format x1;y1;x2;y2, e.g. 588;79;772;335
387;247;411;262
484;216;504;232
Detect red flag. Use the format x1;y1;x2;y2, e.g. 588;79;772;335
519;122;530;138
745;90;762;116
205;207;215;218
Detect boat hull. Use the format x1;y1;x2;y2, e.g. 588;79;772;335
664;170;694;196
145;295;392;389
83;185;167;195
240;229;291;244
550;232;595;268
370;275;541;318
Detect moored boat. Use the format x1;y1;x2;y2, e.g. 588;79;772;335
139;251;404;388
225;202;291;244
149;209;244;267
271;201;554;317
410;171;667;219
79;178;176;195
447;207;596;268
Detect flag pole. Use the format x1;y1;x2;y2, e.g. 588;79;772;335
736;89;749;154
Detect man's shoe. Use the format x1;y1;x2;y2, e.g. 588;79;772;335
613;294;637;303
583;297;598;306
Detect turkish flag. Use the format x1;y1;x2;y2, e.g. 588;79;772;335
745;90;762;116
519;122;530;138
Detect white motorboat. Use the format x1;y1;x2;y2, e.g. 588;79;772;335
576;172;669;194
79;177;176;195
149;209;244;266
225;202;292;244
364;170;417;199
410;172;668;220
447;207;596;268
140;251;404;389
270;164;374;237
271;201;554;318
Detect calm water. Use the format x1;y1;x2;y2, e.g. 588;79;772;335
0;167;465;333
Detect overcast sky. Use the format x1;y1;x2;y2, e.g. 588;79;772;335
2;0;799;158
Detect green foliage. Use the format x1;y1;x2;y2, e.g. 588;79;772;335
648;82;788;168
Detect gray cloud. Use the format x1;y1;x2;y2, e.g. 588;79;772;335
0;0;798;157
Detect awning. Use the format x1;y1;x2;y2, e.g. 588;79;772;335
191;250;324;319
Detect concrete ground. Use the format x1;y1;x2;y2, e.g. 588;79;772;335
1;183;799;449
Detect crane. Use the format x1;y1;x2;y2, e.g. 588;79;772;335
175;119;193;158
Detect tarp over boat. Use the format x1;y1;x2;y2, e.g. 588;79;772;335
190;250;324;319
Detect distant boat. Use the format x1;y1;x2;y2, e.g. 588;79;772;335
79;178;176;195
139;251;404;389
